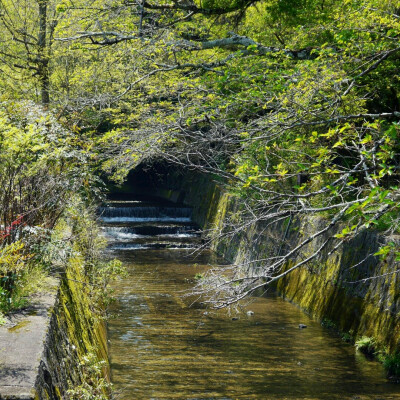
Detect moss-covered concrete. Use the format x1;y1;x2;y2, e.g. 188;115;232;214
0;257;109;400
35;256;109;399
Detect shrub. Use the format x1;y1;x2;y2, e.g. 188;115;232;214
0;101;96;314
67;353;112;400
321;318;336;330
0;241;27;313
355;336;376;356
383;353;400;379
341;332;352;343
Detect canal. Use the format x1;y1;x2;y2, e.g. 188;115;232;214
101;195;400;399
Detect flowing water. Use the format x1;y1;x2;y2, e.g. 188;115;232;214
102;195;400;400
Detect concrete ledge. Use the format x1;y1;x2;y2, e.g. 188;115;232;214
0;279;59;400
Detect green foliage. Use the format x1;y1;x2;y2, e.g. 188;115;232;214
196;0;249;10
341;332;353;343
321;318;337;330
0;242;28;312
383;352;400;378
1;0;400;308
67;353;112;400
0;101;95;231
0;101;100;314
194;272;204;280
0;242;56;314
355;336;377;356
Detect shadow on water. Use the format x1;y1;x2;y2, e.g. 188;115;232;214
103;196;400;400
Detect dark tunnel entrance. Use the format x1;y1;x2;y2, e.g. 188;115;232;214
106;161;188;204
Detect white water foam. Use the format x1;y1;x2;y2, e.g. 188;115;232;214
102;231;144;240
156;233;196;238
107;244;196;251
101;217;192;223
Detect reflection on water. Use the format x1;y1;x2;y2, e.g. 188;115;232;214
108;249;400;400
104;196;400;399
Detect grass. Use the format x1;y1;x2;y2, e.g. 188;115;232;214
0;264;51;315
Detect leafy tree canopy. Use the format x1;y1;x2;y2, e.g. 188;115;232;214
0;0;400;306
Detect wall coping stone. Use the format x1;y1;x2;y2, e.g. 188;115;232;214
0;278;59;400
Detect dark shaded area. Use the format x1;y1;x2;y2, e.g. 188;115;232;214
106;161;186;200
0;366;31;384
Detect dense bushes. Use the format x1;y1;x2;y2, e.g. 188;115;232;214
0;101;117;321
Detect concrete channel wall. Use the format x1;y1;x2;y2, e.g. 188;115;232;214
144;170;400;353
0;258;109;400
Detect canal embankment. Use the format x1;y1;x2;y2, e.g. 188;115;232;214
0;258;109;400
0;205;110;400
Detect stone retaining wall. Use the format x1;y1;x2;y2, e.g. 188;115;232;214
0;257;109;400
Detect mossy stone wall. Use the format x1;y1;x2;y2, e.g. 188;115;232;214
34;257;109;399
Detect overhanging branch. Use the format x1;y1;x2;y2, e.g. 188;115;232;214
127;0;257;16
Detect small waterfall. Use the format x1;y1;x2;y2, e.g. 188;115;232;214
99;206;192;219
100;197;200;250
99;206;192;223
102;225;200;236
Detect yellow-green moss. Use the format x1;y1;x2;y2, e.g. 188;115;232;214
36;256;110;399
277;259;400;354
59;256;109;367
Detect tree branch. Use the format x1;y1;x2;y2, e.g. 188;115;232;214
136;0;257;16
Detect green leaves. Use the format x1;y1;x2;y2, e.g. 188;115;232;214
0;101;95;231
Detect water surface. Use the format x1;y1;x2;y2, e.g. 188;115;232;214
104;197;400;399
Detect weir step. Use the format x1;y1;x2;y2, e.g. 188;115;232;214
101;225;200;236
100;195;201;252
98;206;193;219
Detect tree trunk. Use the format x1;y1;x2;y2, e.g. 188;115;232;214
38;0;50;106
